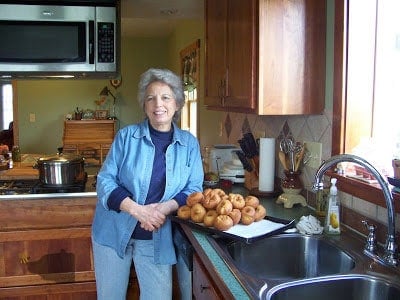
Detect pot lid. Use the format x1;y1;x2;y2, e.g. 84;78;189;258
38;153;84;163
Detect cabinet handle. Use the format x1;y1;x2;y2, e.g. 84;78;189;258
218;80;225;106
19;252;30;264
200;284;211;293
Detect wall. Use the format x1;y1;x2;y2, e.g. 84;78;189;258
15;37;168;154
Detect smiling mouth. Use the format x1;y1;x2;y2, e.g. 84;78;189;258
154;110;166;115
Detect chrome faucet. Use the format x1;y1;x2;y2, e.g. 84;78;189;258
313;154;398;266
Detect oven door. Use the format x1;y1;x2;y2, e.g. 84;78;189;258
173;224;193;300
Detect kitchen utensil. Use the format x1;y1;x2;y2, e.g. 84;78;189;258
278;150;288;170
295;145;305;171
235;150;253;172
35;153;85;185
280;138;295;170
238;132;260;175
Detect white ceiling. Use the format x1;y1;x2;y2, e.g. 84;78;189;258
120;0;204;37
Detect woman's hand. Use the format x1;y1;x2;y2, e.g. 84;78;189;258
120;198;178;232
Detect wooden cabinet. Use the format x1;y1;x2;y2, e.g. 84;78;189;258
0;196;139;299
204;0;326;115
62;120;116;165
204;0;257;112
192;253;224;300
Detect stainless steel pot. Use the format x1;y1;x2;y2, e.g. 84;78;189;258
36;153;85;185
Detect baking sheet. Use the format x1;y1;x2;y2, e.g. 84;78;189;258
170;215;295;243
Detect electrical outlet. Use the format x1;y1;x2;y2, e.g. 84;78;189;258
304;141;322;168
29;113;36;122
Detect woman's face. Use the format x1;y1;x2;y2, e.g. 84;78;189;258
144;81;179;132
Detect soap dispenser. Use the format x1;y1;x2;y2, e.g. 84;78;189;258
324;178;341;234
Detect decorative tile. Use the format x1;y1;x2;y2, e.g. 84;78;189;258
241;116;251;134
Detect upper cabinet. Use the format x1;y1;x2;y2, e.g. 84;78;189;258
204;0;326;115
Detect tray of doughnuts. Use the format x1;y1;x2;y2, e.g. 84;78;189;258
171;188;295;243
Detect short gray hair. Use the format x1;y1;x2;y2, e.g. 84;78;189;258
138;68;185;122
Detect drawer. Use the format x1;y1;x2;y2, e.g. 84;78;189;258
0;233;94;288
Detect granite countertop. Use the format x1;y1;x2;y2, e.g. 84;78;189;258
183;184;314;299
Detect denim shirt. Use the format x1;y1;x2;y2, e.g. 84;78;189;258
91;120;204;263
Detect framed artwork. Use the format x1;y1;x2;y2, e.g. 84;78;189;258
95;110;108;119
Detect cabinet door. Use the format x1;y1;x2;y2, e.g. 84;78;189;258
0;236;94;288
192;253;222;300
205;0;257;112
204;0;227;107
258;0;326;115
224;0;257;111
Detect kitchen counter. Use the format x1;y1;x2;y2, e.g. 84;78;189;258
180;184;314;299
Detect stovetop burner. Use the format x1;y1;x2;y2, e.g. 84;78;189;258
0;173;88;195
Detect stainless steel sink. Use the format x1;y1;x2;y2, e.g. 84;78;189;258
266;275;400;300
211;234;355;281
207;232;400;299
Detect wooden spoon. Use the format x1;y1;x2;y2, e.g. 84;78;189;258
295;146;305;171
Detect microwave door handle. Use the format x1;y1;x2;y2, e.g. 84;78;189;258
89;20;95;64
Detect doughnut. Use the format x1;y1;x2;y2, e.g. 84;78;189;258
228;208;241;225
213;188;226;197
254;204;267;221
202;193;221;209
203;210;218;227
190;203;206;223
187;192;204;207
214;214;234;231
203;188;213;197
177;205;191;220
244;195;260;208
216;199;233;215
241;205;256;225
229;193;245;209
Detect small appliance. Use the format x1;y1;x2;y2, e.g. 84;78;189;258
208;145;245;183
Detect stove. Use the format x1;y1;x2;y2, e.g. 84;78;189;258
0;173;90;195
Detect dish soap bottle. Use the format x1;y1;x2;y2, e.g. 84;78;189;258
324;178;340;234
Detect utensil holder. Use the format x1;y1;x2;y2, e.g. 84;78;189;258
276;170;307;208
74;112;82;120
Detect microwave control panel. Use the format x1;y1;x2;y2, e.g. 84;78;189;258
97;22;114;63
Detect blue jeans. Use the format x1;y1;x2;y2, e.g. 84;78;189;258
92;238;172;300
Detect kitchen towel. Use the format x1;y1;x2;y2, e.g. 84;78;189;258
258;138;275;192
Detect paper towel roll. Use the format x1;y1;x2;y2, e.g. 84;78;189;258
258;138;275;192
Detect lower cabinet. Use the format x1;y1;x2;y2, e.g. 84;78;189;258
0;196;139;299
192;253;223;300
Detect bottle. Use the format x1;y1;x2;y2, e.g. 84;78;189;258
8;152;13;169
324;178;340;234
12;145;21;162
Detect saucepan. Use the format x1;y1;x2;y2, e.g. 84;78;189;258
35;152;85;185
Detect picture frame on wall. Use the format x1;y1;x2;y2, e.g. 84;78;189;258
95;110;108;120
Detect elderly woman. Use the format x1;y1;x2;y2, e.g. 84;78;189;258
92;68;203;299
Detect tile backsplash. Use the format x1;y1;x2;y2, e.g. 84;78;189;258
213;109;400;235
218;108;333;191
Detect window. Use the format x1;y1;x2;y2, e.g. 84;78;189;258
0;82;13;130
180;40;200;137
334;0;400;177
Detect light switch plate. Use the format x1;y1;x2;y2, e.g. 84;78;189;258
29;113;36;122
304;141;322;168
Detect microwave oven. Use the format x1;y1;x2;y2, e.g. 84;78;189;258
0;3;119;79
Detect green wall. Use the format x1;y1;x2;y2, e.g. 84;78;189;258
16;37;168;154
14;17;223;155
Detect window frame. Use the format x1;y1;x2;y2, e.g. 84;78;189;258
332;0;400;212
